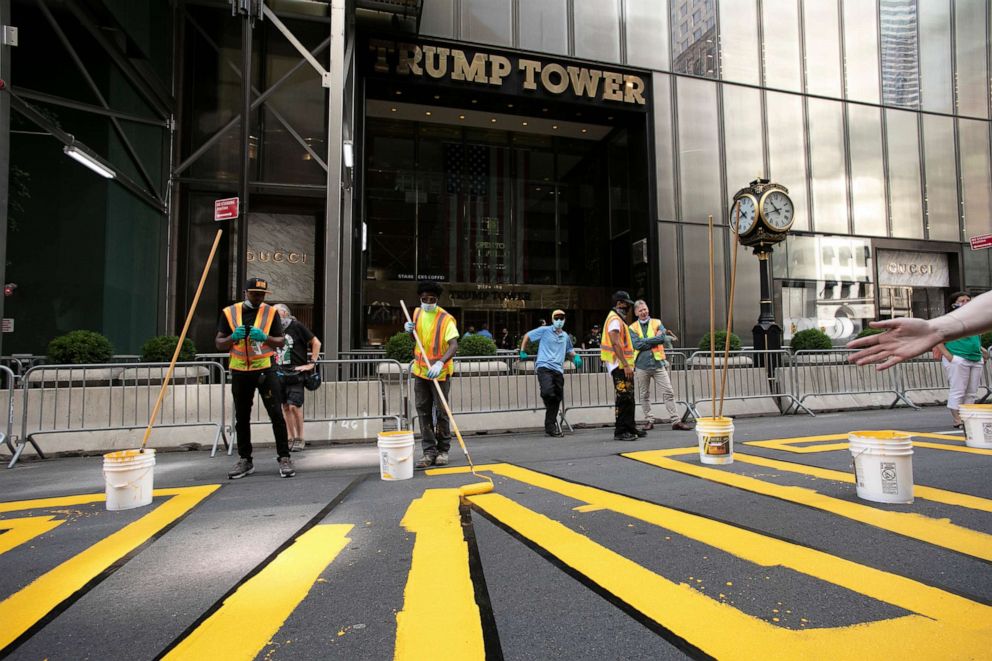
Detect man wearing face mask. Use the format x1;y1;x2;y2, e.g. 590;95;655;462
629;300;694;432
602;291;645;441
519;309;582;437
216;277;294;479
404;281;459;468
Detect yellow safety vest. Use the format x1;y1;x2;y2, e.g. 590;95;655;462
629;318;666;362
223;302;276;371
412;306;457;381
600;310;633;364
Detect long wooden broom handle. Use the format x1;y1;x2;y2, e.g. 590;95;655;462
140;229;223;451
718;205;741;418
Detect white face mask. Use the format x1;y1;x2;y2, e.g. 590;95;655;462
243;299;255;309
421;302;437;313
280;316;292;330
552;319;565;330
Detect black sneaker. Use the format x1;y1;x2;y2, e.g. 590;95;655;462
228;458;254;479
545;426;564;438
614;432;639;441
278;456;296;478
634;429;647;437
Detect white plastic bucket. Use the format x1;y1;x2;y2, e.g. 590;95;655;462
103;449;156;511
696;417;734;465
959;404;992;449
848;431;913;504
378;431;415;481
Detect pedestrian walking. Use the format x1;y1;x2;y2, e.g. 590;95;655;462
216;277;295;479
405;281;459;468
629;300;694;432
602;291;644;441
273;304;321;451
932;292;989;428
519;309;582;437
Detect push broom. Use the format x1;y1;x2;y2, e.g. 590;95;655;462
400;300;494;497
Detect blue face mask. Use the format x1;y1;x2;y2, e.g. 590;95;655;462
421;302;437;313
552;318;565;330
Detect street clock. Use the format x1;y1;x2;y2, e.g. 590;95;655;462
730;179;794;249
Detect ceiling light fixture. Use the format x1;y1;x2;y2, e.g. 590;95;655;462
552;125;558;130
522;121;528;126
390;107;397;112
458;114;465;120
425;111;432;116
490;118;496;123
64;145;116;179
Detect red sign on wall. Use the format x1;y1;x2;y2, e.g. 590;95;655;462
970;234;992;250
214;197;240;221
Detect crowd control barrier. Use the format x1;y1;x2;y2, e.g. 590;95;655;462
688;349;811;417
0;366;16;457
787;349;914;413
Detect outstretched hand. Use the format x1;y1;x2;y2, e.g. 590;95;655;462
846;318;943;370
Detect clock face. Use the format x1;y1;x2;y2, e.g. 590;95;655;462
760;190;795;231
731;195;758;235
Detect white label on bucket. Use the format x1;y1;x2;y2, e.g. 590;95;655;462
983;422;992;441
879;462;899;495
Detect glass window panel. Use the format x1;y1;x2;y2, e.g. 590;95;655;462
959;119;992;237
365;120;417;280
723;85;763;202
681;224;726;344
921;114;959;241
519;0;568;55
762;0;801;91
807;98;848;233
847;104;886;236
653;73;677;220
766;91;810;231
657;222;681;335
671;0;718;78
460;0;512;47
963;249;991;290
676;77;721;224
626;0;669;70
420;0;455;38
574;0;621;62
954;0;990;118
803;0;842;98
880;0;920;108
885;109;924;238
918;0;953;113
843;0;880;103
718;0;759;84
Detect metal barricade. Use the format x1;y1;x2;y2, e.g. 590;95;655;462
897;353;991;406
8;361;229;468
689;349;811;416
789;349;914;412
0;365;16;457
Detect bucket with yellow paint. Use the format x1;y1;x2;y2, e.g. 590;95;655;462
696;416;734;465
848;431;913;504
103;449;156;511
959;404;992;449
378;431;414;481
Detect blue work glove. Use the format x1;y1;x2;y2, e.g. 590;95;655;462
230;326;247;341
572;355;583;368
404;321;415;333
426;361;443;379
518;350;528;360
248;326;268;342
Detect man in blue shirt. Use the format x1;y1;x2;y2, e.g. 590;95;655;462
519;309;582;437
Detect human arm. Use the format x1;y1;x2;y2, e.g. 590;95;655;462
933;342;953;362
519;332;530;359
298;335;322;371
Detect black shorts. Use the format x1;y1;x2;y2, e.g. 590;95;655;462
278;374;305;407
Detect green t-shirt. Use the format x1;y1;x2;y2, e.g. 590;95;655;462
945;335;983;362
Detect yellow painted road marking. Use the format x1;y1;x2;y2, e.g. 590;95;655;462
0;493;106;513
744;430;989;455
469;490;992;659
625;448;992;560
394;489;485;661
0;516;65;556
0;486;219;651
163;523;352;661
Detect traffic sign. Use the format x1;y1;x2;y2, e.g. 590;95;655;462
214;197;239;221
970;233;992;250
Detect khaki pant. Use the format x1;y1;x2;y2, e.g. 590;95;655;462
634;367;679;423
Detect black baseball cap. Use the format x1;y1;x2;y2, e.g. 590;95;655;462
245;277;270;293
612;290;634;305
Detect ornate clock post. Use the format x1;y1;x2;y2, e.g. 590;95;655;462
730;178;795;357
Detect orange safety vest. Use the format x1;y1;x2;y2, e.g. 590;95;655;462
411;306;457;380
223;302;277;371
629;318;667;362
600;310;633;364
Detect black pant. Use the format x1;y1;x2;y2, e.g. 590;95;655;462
414;376;451;455
231;369;290;459
536;367;564;433
611;367;637;436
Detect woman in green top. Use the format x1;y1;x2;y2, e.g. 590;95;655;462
934;292;989;428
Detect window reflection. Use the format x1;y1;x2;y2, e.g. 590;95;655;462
919;0;953;113
718;1;759;84
677;77;720;223
803;0;842;97
959;120;992;237
880;0;920;108
761;0;801;91
886;109;924;239
626;0;669;70
847;105;886;236
574;0;620;62
460;0;512;47
519;0;568;55
807;98;848;234
766;91;809;231
671;0;717;78
921;115;959;241
723;85;763;197
954;0;989;118
843;0;880;103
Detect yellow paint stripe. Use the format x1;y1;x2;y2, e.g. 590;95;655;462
912;440;992;455
0;485;219;651
0;493;106;513
0;516;65;556
469;491;992;659
744;431;976;455
625;449;992;560
394;489;484;661
163;524;352;661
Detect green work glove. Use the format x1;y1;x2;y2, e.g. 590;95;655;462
572;355;583;368
230;326;247;341
248;326;268;342
519;350;528;360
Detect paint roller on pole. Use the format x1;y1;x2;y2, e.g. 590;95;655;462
400;299;494;497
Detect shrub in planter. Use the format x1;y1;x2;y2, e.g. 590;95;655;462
981;331;992;349
47;330;114;364
697;330;741;352
856;327;885;339
457;334;497;357
384;332;415;363
789;328;833;352
141;336;196;363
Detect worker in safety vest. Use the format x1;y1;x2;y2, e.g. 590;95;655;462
629;299;694;432
601;290;644;441
215;277;294;479
404;280;459;468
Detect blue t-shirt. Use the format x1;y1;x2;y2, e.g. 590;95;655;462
527;325;573;373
